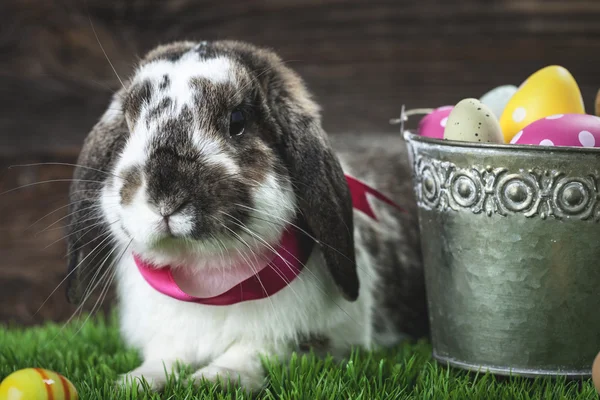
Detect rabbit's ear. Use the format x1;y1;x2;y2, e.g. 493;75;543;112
66;92;130;304
277;116;359;301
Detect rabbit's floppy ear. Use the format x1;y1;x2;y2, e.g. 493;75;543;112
66;91;129;304
229;41;359;301
277;115;359;301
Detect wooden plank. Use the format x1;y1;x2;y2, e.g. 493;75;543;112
0;152;115;325
1;0;599;153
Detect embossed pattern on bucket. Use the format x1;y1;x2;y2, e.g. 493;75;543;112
404;130;600;378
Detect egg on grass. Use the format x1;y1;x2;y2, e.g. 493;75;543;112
0;368;78;400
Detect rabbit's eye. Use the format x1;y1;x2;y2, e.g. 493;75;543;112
229;109;245;137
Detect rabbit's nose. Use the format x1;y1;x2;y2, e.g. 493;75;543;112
159;201;189;217
148;199;189;218
147;200;189;236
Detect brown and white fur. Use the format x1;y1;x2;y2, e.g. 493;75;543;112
66;40;428;392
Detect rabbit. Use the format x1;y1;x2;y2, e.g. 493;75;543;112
65;40;429;392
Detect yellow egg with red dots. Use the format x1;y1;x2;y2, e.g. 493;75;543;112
499;65;585;143
0;368;78;400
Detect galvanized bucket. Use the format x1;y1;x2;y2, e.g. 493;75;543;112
403;130;600;378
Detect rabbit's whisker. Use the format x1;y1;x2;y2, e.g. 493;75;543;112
34;233;114;318
9;162;122;180
54;210;111;234
43;203;120;233
76;238;118;292
71;239;131;338
46;219;119;251
220;213;298;290
209;233;227;269
45;226;103;251
35;203;107;236
233;203;363;277
48;240;118;344
25;198;95;232
78;241;117;310
66;229;113;258
0;179;106;196
211;217;285;329
221;212;362;327
87;14;125;89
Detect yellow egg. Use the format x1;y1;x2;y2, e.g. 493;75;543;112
0;368;78;400
499;65;585;143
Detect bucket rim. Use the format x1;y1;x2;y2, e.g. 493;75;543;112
403;130;600;156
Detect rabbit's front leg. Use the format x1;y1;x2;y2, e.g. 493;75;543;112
189;340;292;392
116;336;203;391
117;358;181;391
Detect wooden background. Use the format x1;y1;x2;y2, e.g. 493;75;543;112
1;0;599;324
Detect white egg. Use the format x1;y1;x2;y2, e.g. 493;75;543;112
443;98;504;144
480;85;518;118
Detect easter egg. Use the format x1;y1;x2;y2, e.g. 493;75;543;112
479;85;517;118
595;89;600;117
417;105;453;139
511;113;600;148
0;368;78;400
593;351;600;393
443;98;504;144
499;66;585;143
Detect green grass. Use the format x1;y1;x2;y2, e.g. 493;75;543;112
0;313;596;399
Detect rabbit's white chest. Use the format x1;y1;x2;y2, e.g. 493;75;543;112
116;243;377;366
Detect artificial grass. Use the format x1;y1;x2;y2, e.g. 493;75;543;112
0;313;596;400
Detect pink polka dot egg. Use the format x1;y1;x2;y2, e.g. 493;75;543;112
511;113;600;148
418;106;453;139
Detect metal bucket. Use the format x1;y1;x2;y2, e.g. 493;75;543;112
403;130;600;378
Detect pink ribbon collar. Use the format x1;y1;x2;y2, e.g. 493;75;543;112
135;175;404;305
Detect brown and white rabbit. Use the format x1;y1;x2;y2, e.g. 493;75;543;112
65;40;428;392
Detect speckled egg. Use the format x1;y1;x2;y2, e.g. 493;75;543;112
0;368;78;400
510;113;600;148
479;85;517;118
417;105;453;139
593;351;600;393
443;98;504;144
499;66;585;143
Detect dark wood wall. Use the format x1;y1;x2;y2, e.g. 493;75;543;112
1;0;600;324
